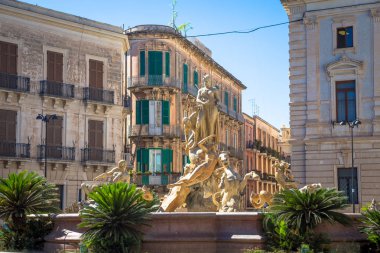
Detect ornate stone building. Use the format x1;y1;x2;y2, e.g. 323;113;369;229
244;114;290;209
125;25;246;187
0;0;129;208
281;0;380;209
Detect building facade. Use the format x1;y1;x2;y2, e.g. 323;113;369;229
0;0;129;208
125;25;246;188
281;0;380;209
244;114;290;209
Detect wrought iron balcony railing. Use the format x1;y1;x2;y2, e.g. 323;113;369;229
123;96;131;108
0;72;30;92
246;140;255;149
182;85;198;97
81;148;115;163
37;145;75;161
128;75;180;89
129;125;180;138
218;103;228;115
83;87;114;104
0;142;30;158
39;80;74;98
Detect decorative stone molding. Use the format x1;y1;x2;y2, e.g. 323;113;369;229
303;16;317;30
371;8;380;23
326;55;364;79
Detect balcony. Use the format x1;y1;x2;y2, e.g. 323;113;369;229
182;85;198;97
81;148;115;164
133;173;181;186
129;125;180;138
228;146;244;160
39;80;74;99
0;72;30;93
246;140;255;150
218;143;228;152
83;87;114;104
37;145;75;161
218;103;228;115
128;75;180;89
0;142;30;158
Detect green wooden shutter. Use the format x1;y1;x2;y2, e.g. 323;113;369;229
233;97;237;111
148;51;163;76
224;91;229;108
193;71;198;89
183;64;188;91
162;149;172;173
142;148;149;173
165;52;170;77
136;100;141;124
137;148;142;172
140;51;145;76
141;100;149;124
162;100;170;125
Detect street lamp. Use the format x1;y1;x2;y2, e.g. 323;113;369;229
332;119;361;213
36;114;57;178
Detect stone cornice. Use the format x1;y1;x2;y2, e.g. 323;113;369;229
326;55;364;78
371;8;380;22
0;0;129;50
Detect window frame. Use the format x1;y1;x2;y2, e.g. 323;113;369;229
337;26;353;49
337;167;359;204
335;80;356;122
85;54;107;89
332;16;356;55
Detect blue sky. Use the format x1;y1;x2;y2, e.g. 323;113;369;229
21;0;290;129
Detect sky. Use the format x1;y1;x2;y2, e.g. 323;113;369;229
21;0;290;130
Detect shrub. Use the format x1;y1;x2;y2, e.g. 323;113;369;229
79;182;159;253
360;204;380;250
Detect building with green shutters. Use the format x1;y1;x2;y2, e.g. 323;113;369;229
125;25;246;188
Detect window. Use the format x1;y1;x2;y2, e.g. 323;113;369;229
193;70;199;89
0;41;17;74
183;64;188;91
165;52;170;77
136;99;170;127
338;167;358;204
225;129;229;146
337;26;353;48
47;51;63;82
148;51;163;85
57;184;64;210
149;149;162;173
140;51;145;76
0;109;16;156
336;81;356;122
46;116;63;158
233;96;237;111
224;91;229;108
137;148;172;173
89;59;103;89
88;120;103;161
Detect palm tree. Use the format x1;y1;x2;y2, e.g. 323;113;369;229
0;171;59;249
360;204;380;249
268;187;351;236
79;182;159;253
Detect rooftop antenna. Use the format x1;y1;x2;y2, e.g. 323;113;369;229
170;0;178;30
248;98;260;117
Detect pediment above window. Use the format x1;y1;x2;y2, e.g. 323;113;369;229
326;55;364;78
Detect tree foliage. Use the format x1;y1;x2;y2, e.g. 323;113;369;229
360;205;380;249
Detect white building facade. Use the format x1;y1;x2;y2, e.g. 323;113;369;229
281;0;380;210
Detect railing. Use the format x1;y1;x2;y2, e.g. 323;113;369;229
0;142;30;158
83;87;114;104
218;103;228;114
228;145;244;160
129;125;180;138
133;173;181;186
237;113;245;123
246;140;255;149
182;85;198;97
123;96;131;108
218;143;228;152
0;72;30;92
128;76;180;89
39;80;74;98
37;145;75;161
228;110;237;119
81;148;115;163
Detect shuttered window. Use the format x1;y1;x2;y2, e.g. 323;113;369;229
0;109;16;142
46;116;63;146
47;51;63;82
137;148;172;173
0;41;18;74
183;64;188;90
148;51;163;76
162;149;173;173
165;52;170;77
136;100;149;124
88;120;103;149
89;59;103;88
162;100;170;125
193;70;198;89
140;51;145;76
224;91;229;108
233;96;237;111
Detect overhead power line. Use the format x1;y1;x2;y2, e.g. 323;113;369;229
186;19;303;38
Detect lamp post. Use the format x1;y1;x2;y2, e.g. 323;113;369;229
332;119;361;213
36;114;57;178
